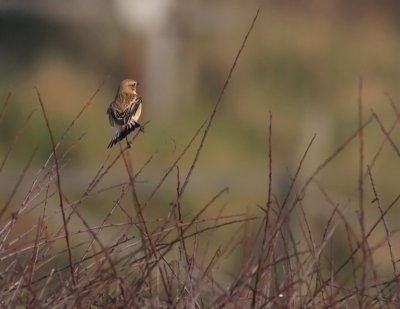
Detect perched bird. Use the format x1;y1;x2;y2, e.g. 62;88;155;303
106;79;144;148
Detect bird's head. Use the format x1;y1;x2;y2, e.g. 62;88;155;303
119;79;139;95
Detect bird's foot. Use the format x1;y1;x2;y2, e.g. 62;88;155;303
135;122;144;133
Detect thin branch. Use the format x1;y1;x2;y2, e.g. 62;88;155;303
357;78;366;307
367;166;397;277
35;87;75;286
0;92;12;124
0;109;36;174
178;8;261;199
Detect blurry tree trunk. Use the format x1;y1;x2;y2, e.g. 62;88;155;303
114;0;198;119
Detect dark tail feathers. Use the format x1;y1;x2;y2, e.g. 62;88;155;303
107;122;140;149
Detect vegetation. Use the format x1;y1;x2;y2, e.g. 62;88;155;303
1;5;400;308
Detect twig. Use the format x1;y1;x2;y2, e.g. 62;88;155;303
0;109;36;174
0;92;12;124
301;115;374;194
35;87;76;286
178;8;261;200
357;78;366;307
280;134;316;213
0;147;37;223
371;111;400;156
367;166;397;277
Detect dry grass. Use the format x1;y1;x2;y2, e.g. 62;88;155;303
1;8;400;308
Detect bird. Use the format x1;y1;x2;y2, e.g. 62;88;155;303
106;79;144;149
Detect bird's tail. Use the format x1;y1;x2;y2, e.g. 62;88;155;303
107;122;140;149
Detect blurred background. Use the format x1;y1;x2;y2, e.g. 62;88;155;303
1;0;400;281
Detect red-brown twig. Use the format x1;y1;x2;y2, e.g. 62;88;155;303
36;87;76;286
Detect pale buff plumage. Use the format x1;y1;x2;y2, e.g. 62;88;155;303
106;79;143;148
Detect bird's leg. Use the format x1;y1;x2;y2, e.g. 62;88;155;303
125;137;131;148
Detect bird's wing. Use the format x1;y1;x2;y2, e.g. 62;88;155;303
113;96;142;125
126;96;143;122
131;101;142;123
106;105;118;126
107;121;141;149
107;101;129;127
106;96;143;149
107;96;142;129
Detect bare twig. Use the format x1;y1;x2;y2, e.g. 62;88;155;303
36;87;76;286
367;166;397;277
357;78;366;307
0;92;12;124
178;8;261;199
